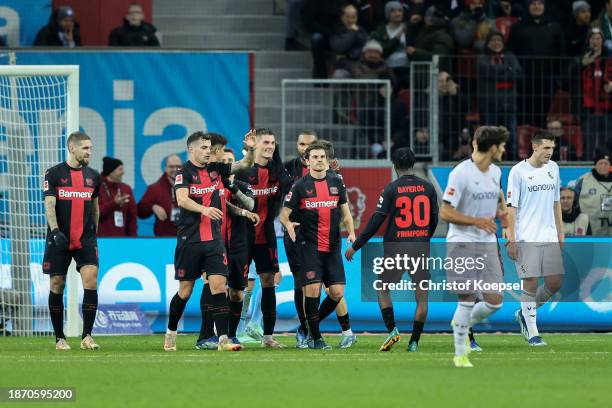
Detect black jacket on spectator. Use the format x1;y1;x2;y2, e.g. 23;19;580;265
330;23;369;61
507;14;565;57
302;0;345;34
409;23;455;62
33;10;82;46
566;21;590;56
477;46;521;113
109;19;160;46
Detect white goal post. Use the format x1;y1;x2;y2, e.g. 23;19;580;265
0;65;80;337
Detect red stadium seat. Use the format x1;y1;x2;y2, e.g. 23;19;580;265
548;90;576;125
398;89;411;117
517;125;538;159
495;17;518;42
563;125;584;159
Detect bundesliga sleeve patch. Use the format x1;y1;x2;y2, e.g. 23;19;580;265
175;174;183;185
285;191;292;202
43;180;49;191
446;187;455;196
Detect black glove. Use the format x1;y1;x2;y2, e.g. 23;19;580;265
223;178;240;194
50;228;68;250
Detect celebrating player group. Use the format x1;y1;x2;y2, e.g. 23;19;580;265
43;125;564;366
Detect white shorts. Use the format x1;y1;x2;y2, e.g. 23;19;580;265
445;242;504;295
515;243;564;279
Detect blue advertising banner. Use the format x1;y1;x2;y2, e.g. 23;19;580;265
2;51;251;235
85;304;151;335
1;237;611;333
0;0;51;46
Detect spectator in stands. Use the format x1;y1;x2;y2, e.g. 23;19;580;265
508;0;565;128
452;127;473;160
405;5;455;63
34;6;81;47
354;0;387;33
567;1;592;56
413;128;430;155
493;0;523;18
371;2;410;87
285;0;306;51
98;157;137;237
560;187;591;236
451;0;496;53
109;2;160;47
477;31;521;158
405;0;430;24
137;154;182;237
573;150;612;236
591;0;612;53
438;70;469;159
302;0;345;78
330;3;369;78
579;28;612;159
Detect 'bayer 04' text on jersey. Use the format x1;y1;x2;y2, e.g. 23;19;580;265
44;162;101;250
174;160;230;244
443;158;502;243
284;172;347;252
506;159;560;243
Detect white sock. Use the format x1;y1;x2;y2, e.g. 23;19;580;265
471;302;502;326
535;285;554;308
218;334;228;342
520;291;539;338
342;329;353;336
166;329;177;335
453;302;474;356
263;334;273;342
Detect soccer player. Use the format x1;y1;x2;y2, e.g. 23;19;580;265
345;147;438;352
234;128;292;348
164;131;254;352
43;131;101;350
280;142;356;349
506;130;564;347
440;126;509;367
195;135;258;350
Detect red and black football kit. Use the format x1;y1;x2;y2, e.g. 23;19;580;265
284;172;348;287
283;158;310;278
234;162;292;274
224;179;254;290
173;160;230;281
352;174;439;283
42;162;100;276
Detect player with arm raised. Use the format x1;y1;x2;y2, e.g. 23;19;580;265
43;131;101;350
280;143;356;349
234;128;292;348
164;131;243;352
345;147;438;352
506;130;564;347
440;126;508;368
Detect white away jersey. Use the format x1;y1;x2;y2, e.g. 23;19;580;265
506;159;560;242
443;159;502;242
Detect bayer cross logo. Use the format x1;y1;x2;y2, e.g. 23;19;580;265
94;310;109;329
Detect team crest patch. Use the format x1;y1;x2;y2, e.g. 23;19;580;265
330;186;338;194
447;187;455;196
548;171;554;180
588;188;597;195
209;171;218;179
175;174;183;185
249;176;256;182
306;189;314;195
507;191;512;199
60;178;68;184
85;178;93;186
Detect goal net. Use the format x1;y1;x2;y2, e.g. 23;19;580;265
0;65;80;336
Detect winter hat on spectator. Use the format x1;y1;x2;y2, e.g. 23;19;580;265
56;6;74;23
362;40;383;54
572;1;590;17
593;150;611;165
385;1;403;20
525;0;544;6
425;5;446;26
102;156;123;176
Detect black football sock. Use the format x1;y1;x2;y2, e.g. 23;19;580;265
305;296;322;340
294;288;308;334
381;307;396;332
81;289;98;339
227;299;243;338
210;292;229;337
409;321;425;344
318;296;340;322
168;293;188;332
48;291;65;341
337;312;351;332
198;284;214;340
261;287;277;336
468;327;476;343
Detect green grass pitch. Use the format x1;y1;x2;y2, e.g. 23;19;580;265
1;333;611;407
